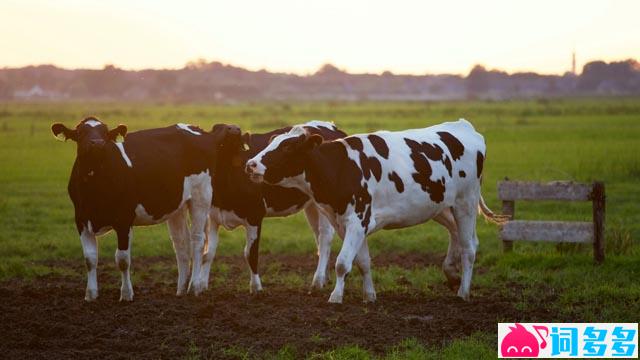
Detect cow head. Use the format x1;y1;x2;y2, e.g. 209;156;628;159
210;123;243;151
245;126;323;185
51;117;127;173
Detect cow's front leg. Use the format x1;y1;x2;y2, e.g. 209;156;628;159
304;205;334;290
244;224;263;294
355;240;376;303
329;225;365;304
80;223;99;301
115;227;134;302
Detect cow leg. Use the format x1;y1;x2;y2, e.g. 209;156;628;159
452;198;479;301
244;224;263;294
354;240;376;303
115;227;134;302
329;225;365;304
433;208;461;290
187;198;210;296
80;224;99;301
199;217;220;291
304;205;334;289
167;208;190;296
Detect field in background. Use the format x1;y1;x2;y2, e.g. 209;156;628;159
1;98;639;359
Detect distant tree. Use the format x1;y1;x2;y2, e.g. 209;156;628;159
466;65;489;96
314;63;345;76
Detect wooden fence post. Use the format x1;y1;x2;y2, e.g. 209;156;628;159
502;200;514;252
501;177;514;253
592;181;605;264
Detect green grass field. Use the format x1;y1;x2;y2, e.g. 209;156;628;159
1;98;639;359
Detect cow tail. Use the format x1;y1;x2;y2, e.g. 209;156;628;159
477;194;510;225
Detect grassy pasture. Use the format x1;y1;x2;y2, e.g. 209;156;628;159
0;98;639;358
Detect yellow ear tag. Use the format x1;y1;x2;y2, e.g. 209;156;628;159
242;143;250;151
54;133;67;142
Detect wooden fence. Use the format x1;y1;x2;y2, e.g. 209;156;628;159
497;180;605;263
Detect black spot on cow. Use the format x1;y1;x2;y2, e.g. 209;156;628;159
345;136;383;182
476;151;484;179
359;152;382;182
368;134;389;159
443;156;452;177
404;138;446;203
388;171;404;193
459;170;466;178
437;131;465;160
345;137;363;152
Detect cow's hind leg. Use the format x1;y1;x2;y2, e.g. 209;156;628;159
115;227;134;302
167;208;190;296
80;224;99;301
329;225;365;304
354;240;376;303
199;217;220;291
244;224;263;294
304;205;334;290
452;196;479;301
434;208;461;290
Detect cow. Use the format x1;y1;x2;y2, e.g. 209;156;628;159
245;119;507;303
194;121;347;293
52;117;237;301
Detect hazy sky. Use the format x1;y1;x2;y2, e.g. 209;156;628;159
2;0;639;75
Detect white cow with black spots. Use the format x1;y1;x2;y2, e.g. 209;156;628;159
246;119;507;303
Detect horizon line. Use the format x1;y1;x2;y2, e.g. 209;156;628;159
4;57;638;77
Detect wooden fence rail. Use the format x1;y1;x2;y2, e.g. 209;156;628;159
497;180;605;263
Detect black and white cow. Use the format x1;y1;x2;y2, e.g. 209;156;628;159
194;121;347;293
52;117;236;301
246;119;507;303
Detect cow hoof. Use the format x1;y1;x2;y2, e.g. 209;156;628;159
85;288;98;302
249;283;263;295
187;281;204;296
119;292;134;302
328;292;343;304
363;291;377;303
457;290;470;302
311;275;327;290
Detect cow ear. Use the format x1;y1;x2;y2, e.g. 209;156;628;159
241;133;251;151
303;134;323;150
51;123;77;142
108;124;127;141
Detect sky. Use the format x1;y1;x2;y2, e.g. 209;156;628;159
1;0;639;75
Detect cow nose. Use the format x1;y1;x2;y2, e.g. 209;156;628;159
245;160;257;174
228;125;240;135
90;139;105;147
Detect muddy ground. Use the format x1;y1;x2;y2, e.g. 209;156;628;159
0;253;560;359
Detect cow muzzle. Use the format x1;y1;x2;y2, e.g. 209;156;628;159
245;160;264;183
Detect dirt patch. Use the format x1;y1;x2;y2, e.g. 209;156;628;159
0;254;559;359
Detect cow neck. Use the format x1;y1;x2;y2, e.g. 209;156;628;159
76;142;128;188
212;145;244;200
303;142;341;197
